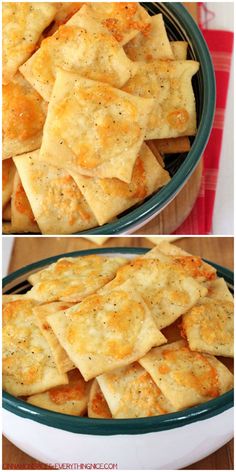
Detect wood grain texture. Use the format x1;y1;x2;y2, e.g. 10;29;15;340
3;236;234;470
8;236;234;272
135;162;203;235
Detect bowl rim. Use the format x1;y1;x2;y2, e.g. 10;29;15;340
74;1;216;235
2;247;234;436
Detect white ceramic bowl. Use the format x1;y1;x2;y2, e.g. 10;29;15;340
3;248;233;469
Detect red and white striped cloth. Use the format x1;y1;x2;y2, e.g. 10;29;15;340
174;3;233;234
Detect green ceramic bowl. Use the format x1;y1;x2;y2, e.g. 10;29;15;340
3;247;233;433
75;2;215;235
2;248;233;468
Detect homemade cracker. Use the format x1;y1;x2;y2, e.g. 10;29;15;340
3;73;47;160
97;362;175;418
171;41;188;60
39;70;155;182
2;159;16;208
182;298;234;357
20;5;137;101
2;298;68;396
84;2;151;45
3;2;57;84
122;60;199;140
139;340;234;410
145;242;216;282
88;379;112;419
103;258;207;330
27;369;91;415
71;144;170;225
11;171;39;233
13;150;98;235
27;255;126;302
205;278;234;302
33;302;75;373
47;280;167;380
124;14;174;62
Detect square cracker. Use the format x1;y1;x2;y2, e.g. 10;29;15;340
13;150;98;235
97;362;175;419
3;73;47;160
139;340;234;410
2;2;57;84
11;171;39;234
124;14;174;62
171;41;188;60
2;159;16;208
39;70;154;183
20;5;138;102
204;278;234;302
3;202;11;222
103;258;207;330
144;242;216;282
2;298;68;396
47;280;167;381
147;136;191;156
33;302;75;373
71;143;170;225
182;281;234;358
52;3;86;30
27;369;91;416
27;255;126;303
122;60;199;140
88;379;112;419
84;2;151;45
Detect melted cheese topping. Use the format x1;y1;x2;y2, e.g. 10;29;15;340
86;3;151;45
3;81;45;142
47;280;166;380
27;255;125;302
13;175;35;223
97;362;174;418
39;71;154;182
162;346;219;398
2;2;57;84
99;156;147;199
54;3;86;27
70;143;170;225
33;301;74;373
145;242;217;282
13;150;98;234
106;258;206;330
3;73;47;160
66;290;145;359
53;82;142;169
49;370;86;404
124;14;174;62
2;299;67;396
2;159;16;208
88;380;112;418
20;7;137;101
122;60;199;140
11;171;39;233
140;340;233;410
27;369;90;415
182;299;234;357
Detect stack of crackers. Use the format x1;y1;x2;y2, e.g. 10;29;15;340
3;2;199;234
3;243;233;418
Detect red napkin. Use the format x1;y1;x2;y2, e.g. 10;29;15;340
174;5;233;235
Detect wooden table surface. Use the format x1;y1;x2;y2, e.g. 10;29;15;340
3;236;234;470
